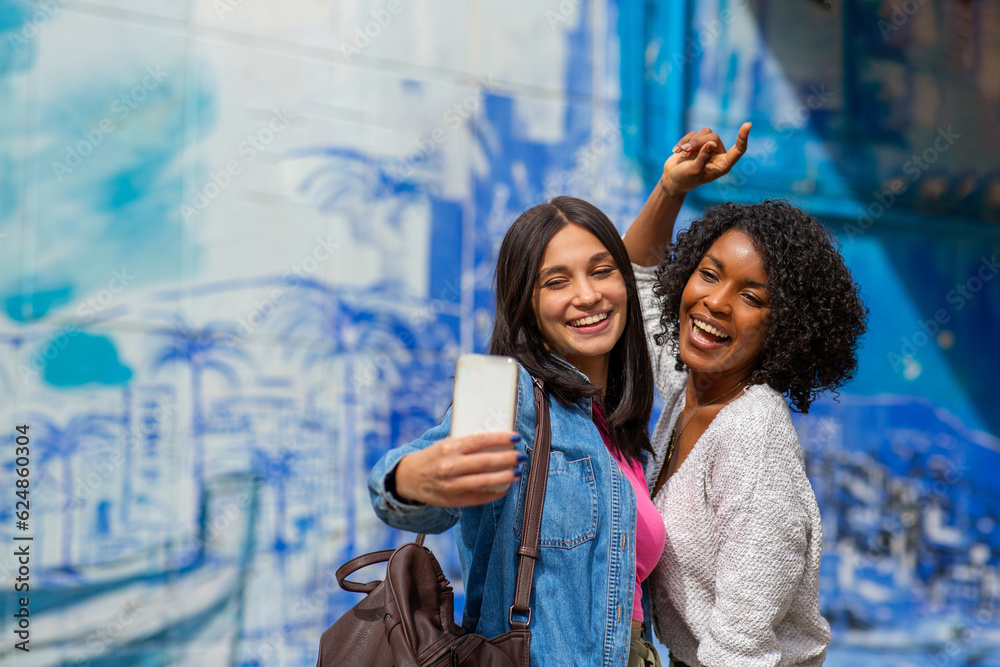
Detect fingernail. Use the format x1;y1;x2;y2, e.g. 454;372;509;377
681;143;691;150
516;453;527;462
672;145;680;153
510;434;521;443
514;468;523;478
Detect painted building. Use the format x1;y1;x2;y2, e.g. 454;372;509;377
0;0;998;664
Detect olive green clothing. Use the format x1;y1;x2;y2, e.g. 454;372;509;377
628;625;662;667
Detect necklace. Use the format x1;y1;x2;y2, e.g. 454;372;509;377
653;377;748;497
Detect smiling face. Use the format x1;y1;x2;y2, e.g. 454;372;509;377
679;229;771;388
531;223;627;387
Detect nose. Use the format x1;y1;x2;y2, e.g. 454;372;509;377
573;277;601;308
702;284;731;315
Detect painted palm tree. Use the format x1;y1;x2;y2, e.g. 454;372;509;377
119;382;133;525
31;413;117;572
149;314;252;522
277;280;457;558
288;146;425;242
251;448;297;572
287;146;432;287
0;329;38;393
277;278;456;369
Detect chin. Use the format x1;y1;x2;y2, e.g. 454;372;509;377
679;347;724;374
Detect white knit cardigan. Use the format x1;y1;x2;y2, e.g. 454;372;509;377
634;263;831;667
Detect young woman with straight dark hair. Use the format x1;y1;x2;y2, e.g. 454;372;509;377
370;196;661;665
489;196;654;464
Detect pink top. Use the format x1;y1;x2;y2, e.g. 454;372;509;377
593;405;667;621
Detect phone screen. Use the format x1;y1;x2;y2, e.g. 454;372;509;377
450;354;520;438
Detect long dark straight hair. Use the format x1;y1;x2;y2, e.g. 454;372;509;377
489;196;653;463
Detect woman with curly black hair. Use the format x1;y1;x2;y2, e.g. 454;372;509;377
623;125;868;667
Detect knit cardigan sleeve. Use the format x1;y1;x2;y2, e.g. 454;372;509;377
699;400;811;667
633;263;685;398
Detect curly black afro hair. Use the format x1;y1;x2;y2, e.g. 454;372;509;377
653;200;868;413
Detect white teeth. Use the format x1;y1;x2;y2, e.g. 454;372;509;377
693;319;729;339
570;312;608;327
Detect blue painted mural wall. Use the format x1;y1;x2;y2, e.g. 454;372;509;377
0;0;997;665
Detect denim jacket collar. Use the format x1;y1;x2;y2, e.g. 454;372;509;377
544;353;596;418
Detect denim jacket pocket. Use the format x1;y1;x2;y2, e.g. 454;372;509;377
514;448;598;548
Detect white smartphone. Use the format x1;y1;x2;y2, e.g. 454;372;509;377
450;354;520;493
450;354;520;438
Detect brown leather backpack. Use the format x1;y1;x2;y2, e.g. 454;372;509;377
317;380;550;666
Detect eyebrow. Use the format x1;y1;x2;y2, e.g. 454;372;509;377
705;254;768;289
538;251;614;279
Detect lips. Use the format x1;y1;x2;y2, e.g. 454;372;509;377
688;314;731;350
567;310;612;335
569;311;609;327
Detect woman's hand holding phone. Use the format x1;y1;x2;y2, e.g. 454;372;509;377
392;354;523;506
393;432;525;507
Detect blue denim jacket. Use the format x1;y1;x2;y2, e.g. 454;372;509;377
369;365;638;666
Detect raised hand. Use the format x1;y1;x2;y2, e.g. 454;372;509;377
660;122;752;197
393;432;524;507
